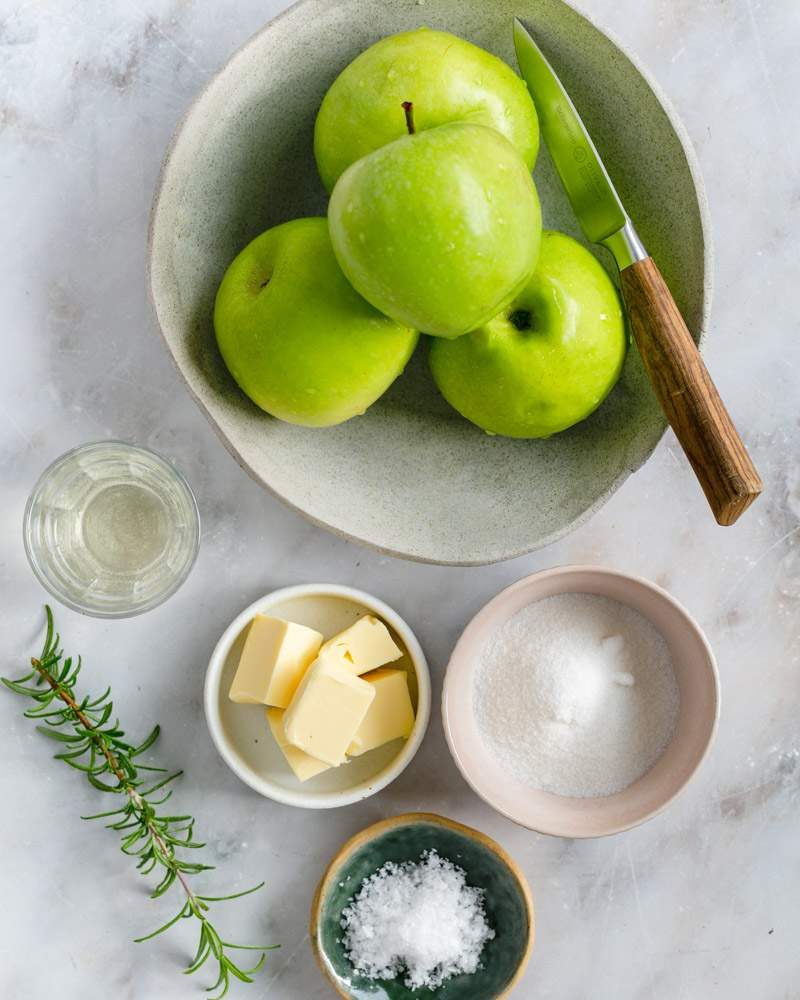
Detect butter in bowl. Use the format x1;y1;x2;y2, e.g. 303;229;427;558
204;585;430;808
229;612;415;779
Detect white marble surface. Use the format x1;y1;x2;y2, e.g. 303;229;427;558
1;0;798;997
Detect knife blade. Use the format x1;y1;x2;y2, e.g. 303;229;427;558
513;17;762;525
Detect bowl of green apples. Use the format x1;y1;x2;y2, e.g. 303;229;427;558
149;0;710;565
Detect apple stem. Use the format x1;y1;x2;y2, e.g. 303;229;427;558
401;101;416;135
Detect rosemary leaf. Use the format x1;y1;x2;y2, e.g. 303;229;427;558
4;606;274;998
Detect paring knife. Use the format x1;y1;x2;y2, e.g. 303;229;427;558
513;18;762;525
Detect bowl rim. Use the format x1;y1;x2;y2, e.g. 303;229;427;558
203;583;431;809
146;0;713;567
442;564;721;837
309;811;535;999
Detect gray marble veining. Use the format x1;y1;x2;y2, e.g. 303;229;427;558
1;1;798;998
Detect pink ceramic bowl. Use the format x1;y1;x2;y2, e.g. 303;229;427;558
442;566;719;838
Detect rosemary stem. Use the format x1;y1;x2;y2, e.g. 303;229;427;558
30;655;201;912
6;609;271;999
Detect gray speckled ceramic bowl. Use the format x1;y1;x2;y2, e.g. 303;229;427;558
149;0;711;566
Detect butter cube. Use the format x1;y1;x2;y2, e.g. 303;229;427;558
283;655;375;765
266;708;331;782
228;615;323;708
347;668;415;757
320;615;403;675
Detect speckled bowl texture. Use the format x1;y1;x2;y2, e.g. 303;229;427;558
149;0;711;565
310;813;534;999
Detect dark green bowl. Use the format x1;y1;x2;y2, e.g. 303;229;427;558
311;813;534;999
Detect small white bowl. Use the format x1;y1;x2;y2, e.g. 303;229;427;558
443;566;719;838
204;584;431;809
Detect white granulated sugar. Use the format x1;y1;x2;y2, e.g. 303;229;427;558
474;593;680;797
340;849;494;990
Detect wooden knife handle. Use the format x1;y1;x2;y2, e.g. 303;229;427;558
619;256;762;525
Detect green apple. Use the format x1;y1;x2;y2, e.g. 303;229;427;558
428;231;626;437
214;218;418;427
328;122;542;339
314;28;539;192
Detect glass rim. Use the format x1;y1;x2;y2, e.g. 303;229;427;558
23;439;201;619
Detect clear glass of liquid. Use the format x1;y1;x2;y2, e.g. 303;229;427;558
23;441;200;618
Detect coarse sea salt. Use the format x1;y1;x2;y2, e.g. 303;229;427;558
474;593;680;797
340;850;494;990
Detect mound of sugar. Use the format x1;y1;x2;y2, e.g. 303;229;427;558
474;593;680;797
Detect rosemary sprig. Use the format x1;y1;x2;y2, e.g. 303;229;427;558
3;606;277;998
